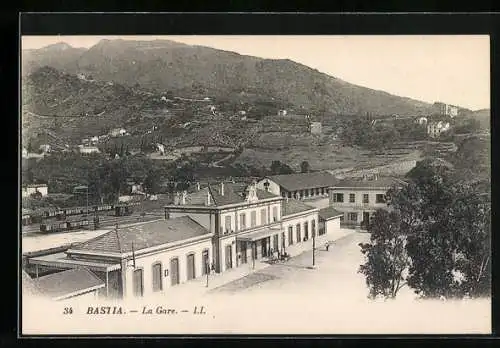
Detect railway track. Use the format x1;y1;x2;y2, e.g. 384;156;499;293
22;212;164;235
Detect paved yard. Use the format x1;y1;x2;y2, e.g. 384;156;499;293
205;232;491;334
210;232;368;296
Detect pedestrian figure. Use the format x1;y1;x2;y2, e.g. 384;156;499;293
210;263;215;275
325;241;330;251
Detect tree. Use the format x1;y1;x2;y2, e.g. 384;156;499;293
143;169;161;195
300;160;310;173
361;158;491;300
359;209;410;299
442;183;491;298
270;160;294;175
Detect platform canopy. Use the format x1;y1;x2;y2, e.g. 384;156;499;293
236;227;282;242
28;252;121;272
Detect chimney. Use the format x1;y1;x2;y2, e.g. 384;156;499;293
181;191;187;205
220;182;224;196
196;182;200;191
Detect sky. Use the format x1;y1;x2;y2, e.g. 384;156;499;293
22;35;490;111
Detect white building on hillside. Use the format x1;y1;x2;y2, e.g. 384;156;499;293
22;184;49;198
416;117;428;125
427;121;450;138
79;146;100;155
310;122;322;135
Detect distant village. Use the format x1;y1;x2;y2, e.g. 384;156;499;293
22;100;462;160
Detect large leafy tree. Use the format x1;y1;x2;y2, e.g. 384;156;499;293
359;209;410;299
143;169;161;195
444;182;491;297
270;160;294;175
360;157;491;300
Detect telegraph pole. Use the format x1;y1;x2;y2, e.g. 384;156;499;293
252;242;256;270
86;186;89;218
206;261;209;287
312;230;316;267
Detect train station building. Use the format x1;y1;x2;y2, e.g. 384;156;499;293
26;216;214;300
24;182;344;300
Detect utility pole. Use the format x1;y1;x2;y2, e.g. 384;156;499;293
252;242;256;270
312;230;316;267
206;261;209;287
86;185;89;219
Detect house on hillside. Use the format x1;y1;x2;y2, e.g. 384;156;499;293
433;102;459;118
109;128;127;137
79;146;100;155
22;147;28;158
310;122;322;135
256;172;338;199
416;116;428;125
329;175;405;229
278;109;287;116
22;184;49;198
39;144;51;154
427;121;450;138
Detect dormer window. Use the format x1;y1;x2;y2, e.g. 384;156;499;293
264;181;270;192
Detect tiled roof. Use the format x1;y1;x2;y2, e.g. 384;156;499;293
266;172;338;192
282;199;316;216
332;177;405;189
22;270;41;296
318;207;344;220
34;268;104;300
180;183;281;207
70;216;211;254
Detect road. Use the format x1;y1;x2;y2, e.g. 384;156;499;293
203;232;491;334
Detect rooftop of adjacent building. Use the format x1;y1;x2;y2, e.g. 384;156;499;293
264;172;339;192
32;268;104;300
169;182;281;208
318;207;344;220
69;216;211;255
281;198;317;216
331;175;406;189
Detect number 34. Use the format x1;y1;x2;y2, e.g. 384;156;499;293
63;307;73;314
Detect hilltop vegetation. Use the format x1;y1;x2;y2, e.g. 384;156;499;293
23;39;435;116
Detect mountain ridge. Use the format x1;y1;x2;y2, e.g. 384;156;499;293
22;38;441;116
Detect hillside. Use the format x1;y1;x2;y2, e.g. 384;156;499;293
471;109;491;128
22;39;435;116
22;42;87;75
